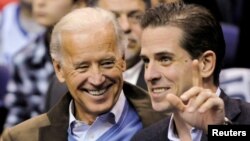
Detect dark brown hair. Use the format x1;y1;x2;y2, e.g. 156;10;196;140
141;2;225;85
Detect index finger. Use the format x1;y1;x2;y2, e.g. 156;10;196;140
192;59;202;87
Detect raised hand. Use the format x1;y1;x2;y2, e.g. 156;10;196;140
166;59;225;133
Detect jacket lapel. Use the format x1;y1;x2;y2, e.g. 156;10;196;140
200;89;242;141
39;93;72;141
220;89;241;121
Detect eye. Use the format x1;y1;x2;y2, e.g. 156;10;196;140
159;56;171;65
76;65;88;72
101;60;115;68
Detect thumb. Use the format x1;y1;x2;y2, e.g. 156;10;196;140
166;94;186;112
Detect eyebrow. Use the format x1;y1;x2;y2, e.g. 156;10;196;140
73;56;117;66
111;10;143;16
140;51;174;58
127;10;143;17
155;52;174;57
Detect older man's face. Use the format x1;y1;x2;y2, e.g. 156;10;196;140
54;22;126;123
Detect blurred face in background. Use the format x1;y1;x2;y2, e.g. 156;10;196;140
97;0;146;69
20;0;33;10
32;0;86;27
21;0;32;4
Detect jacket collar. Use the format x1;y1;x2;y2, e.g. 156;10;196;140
39;93;71;141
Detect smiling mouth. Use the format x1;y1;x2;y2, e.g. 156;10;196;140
82;84;112;96
87;89;106;96
152;87;170;94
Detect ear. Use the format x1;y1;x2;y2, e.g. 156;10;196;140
52;59;65;83
121;59;126;72
198;50;216;78
117;57;126;72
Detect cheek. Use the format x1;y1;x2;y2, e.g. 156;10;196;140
173;66;194;96
108;69;123;80
162;67;179;81
106;68;124;83
64;70;84;84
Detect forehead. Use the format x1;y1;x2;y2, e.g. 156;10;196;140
97;0;146;12
61;22;118;54
141;26;186;55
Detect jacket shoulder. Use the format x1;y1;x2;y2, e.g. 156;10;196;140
1;114;50;141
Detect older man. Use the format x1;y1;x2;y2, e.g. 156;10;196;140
45;0;152;110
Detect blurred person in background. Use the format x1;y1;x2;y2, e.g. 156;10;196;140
0;0;45;133
0;0;44;71
0;0;17;10
3;0;87;129
92;0;149;90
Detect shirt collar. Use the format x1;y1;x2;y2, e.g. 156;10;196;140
123;60;143;85
168;115;202;141
216;88;221;96
68;90;126;126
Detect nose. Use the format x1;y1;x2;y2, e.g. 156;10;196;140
119;14;131;34
144;62;161;83
88;66;105;86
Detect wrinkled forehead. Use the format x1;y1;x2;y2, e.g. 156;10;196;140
60;22;118;52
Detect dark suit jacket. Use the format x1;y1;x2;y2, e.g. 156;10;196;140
45;67;147;112
131;90;250;141
1;82;165;141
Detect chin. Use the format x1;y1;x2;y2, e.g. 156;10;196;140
152;102;171;112
152;103;164;112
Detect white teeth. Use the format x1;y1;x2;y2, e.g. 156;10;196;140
88;89;106;96
152;88;166;93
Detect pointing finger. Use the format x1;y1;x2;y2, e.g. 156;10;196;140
192;59;202;87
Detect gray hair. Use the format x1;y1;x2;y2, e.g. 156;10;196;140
50;7;127;62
